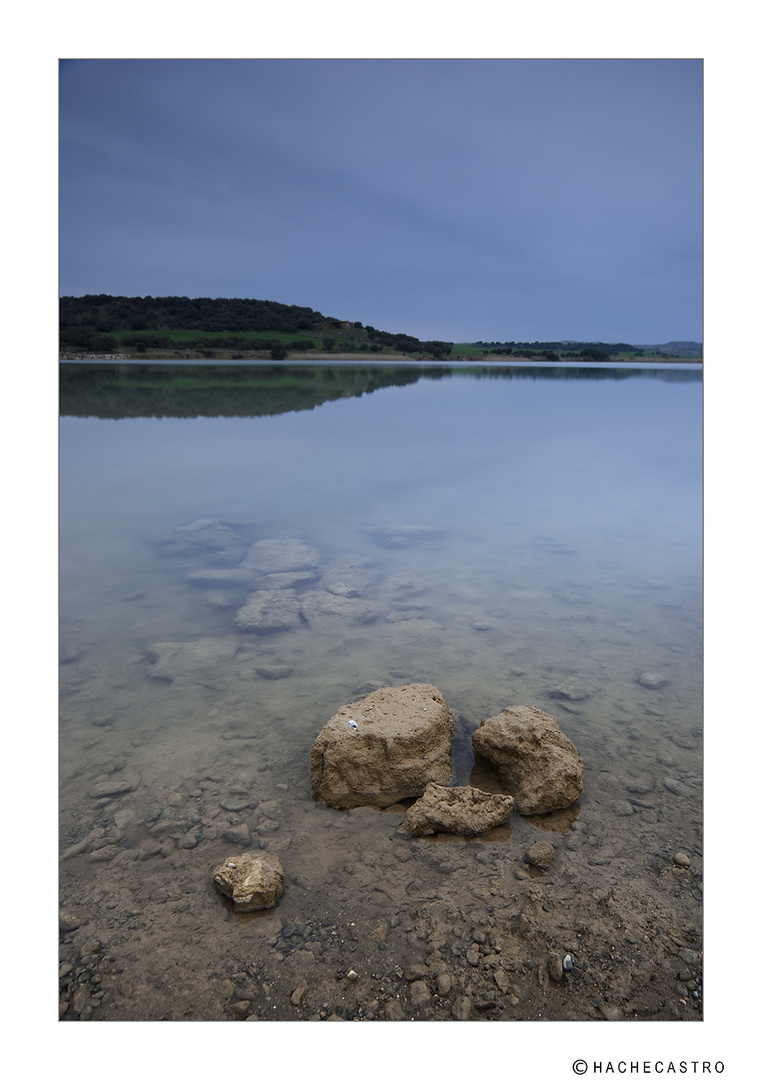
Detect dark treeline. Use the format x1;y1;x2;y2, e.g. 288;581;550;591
59;295;453;358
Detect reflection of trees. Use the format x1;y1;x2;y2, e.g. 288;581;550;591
59;364;427;419
59;363;701;420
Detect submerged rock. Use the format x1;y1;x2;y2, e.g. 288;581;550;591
235;590;302;633
239;538;319;575
472;705;584;815
365;524;442;548
146;637;239;684
638;671;669;689
300;589;380;626
310;684;456;810
399;783;514;836
211;851;284;911
152;518;248;561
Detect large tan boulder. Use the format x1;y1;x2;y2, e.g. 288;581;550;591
211;852;284;911
310;684;456;809
399;783;514;836
471;705;583;814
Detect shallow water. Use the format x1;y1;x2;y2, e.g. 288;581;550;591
59;362;703;1021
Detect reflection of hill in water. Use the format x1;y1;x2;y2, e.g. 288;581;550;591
59;363;701;419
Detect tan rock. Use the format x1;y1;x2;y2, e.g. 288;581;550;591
399;783;514;836
211;852;284;911
310;684;456;809
525;839;556;870
472;705;583;814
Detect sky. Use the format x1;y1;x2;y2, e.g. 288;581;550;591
59;58;702;345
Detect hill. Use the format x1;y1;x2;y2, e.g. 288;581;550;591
59;295;702;361
59;294;453;358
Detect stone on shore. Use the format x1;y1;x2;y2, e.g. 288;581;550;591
399;783;514;836
471;705;584;814
310;684;456;809
211;852;284;911
525;839;556;871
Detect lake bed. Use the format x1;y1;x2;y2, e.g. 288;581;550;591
59;362;703;1021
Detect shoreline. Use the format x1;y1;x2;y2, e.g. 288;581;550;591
59;351;703;365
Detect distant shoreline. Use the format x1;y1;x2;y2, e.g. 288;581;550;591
59;351;702;365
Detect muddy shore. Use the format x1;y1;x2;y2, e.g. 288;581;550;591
59;720;702;1022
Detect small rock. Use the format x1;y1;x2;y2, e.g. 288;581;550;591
436;972;453;996
229;999;251;1019
409;980;431;1005
548;953;564;983
399;782;514;836
525;839;555;871
89;778;134;799
673;852;691;868
256;664;293;680
384;1000;405;1020
493;969;511;993
638;672;668;689
60;911;81;932
451;995;472;1020
291;986;308;1005
211;851;284;911
79;938;102;959
223;825;251;845
550;682;590;702
220;798;250;812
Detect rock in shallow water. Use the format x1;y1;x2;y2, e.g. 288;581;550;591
310;684;456;810
211;852;284;911
472;705;583;814
399;782;514;836
235;590;302;633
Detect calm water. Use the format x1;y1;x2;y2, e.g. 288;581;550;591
59;360;702;862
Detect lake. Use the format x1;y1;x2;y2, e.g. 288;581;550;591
59;361;703;1022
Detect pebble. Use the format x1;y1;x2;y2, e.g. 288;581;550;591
638;672;668;689
436;972;453;996
220;798;250;812
89;778;134;799
451;996;472;1021
548;953;564;983
525;839;555;871
673;852;691;868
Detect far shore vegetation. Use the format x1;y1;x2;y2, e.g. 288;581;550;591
60;295;702;363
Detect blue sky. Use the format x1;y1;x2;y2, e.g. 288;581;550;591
59;58;702;344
